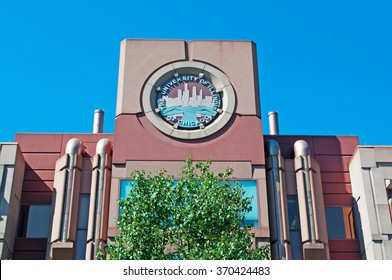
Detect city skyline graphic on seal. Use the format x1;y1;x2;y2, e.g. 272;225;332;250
157;75;222;129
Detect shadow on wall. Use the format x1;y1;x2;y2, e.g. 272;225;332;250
352;197;365;260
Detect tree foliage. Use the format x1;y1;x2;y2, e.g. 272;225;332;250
103;157;270;260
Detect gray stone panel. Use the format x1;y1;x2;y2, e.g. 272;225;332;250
350;147;392;259
384;240;392;259
0;143;25;260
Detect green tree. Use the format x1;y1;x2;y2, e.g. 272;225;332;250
103;157;270;260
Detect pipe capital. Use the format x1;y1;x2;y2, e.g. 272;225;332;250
96;138;113;154
294;140;310;157
65;138;83;154
265;139;281;156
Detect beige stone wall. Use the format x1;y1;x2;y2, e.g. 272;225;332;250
116;39;260;118
349;146;392;260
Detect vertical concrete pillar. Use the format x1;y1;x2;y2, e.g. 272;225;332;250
86;139;112;259
0;144;25;260
48;138;83;260
294;140;329;260
265;140;291;259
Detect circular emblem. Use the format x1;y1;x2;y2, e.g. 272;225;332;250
142;61;235;140
157;75;222;129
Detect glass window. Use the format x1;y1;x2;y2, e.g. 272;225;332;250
287;196;300;231
75;230;88;260
387;186;392;200
120;179;259;228
77;194;90;229
287;196;302;260
120;179;132;200
75;194;90;260
240;180;259;227
325;206;355;240
18;205;52;238
387;189;392;220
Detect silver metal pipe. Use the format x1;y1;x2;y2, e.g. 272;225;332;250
94;153;105;251
93;110;104;133
61;153;74;242
266;139;285;259
91;138;112;257
61;138;82;242
302;156;316;243
268;111;279;135
294;140;316;243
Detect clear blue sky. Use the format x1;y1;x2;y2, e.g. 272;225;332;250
1;0;391;145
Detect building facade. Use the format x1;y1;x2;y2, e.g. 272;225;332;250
349;147;392;259
0;39;391;260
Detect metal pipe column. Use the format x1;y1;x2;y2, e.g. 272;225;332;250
61;138;82;242
294;140;316;243
266;139;287;259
